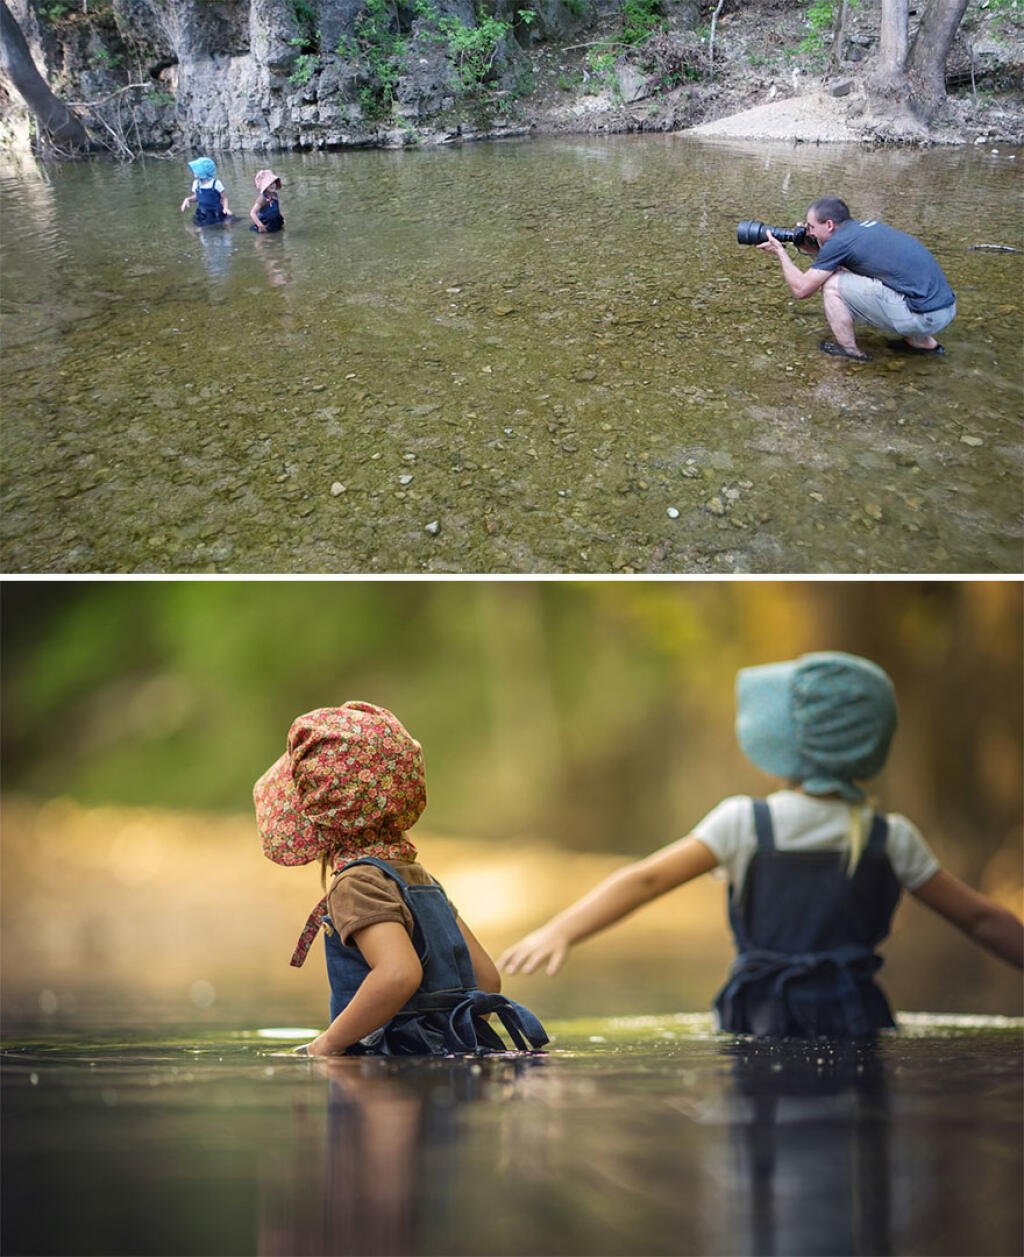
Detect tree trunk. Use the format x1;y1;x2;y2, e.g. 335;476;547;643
0;0;90;151
868;0;969;130
871;0;912;106
826;0;850;75
906;0;970;120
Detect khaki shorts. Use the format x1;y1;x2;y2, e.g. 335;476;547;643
836;270;956;337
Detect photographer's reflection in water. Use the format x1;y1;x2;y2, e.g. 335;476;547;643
712;1039;893;1257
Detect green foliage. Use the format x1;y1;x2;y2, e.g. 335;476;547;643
517;8;536;23
798;0;833;53
4;583;1017;866
346;0;407;117
39;1;72;20
436;9;512;89
509;61;536;97
584;46;619;95
289;50;319;84
39;0;115;18
291;0;317;32
146;89;176;108
563;0;588;15
290;0;319;53
90;44;122;69
578;0;665;95
978;0;1023;33
621;0;665;45
344;0;513;114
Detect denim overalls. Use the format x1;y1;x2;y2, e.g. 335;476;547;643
250;193;283;233
324;856;548;1055
194;180;226;225
714;799;902;1039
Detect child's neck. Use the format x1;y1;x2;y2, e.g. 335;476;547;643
784;782;854;802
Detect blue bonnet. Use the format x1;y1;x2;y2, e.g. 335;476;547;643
735;652;897;801
188;157;217;180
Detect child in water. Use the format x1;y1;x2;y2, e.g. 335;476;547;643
249;169;285;233
500;652;1023;1038
180;157;231;225
254;702;548;1057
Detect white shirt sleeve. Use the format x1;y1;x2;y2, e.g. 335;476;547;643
884;812;940;890
691;795;753;885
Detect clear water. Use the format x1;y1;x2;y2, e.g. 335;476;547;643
2;1014;1021;1256
1;138;1021;573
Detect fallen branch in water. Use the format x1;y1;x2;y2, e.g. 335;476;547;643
970;243;1022;253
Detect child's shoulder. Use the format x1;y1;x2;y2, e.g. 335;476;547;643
331;857;431;886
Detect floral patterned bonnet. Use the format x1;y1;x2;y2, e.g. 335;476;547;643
253;701;426;966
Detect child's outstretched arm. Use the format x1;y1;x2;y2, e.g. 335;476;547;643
912;870;1024;968
250;195;267;231
180;193;195;212
499;836;718;977
299;921;423;1056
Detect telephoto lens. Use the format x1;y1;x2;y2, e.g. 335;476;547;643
737;220;806;247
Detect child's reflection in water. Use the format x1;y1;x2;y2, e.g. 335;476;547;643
716;1040;892;1257
259;1055;543;1257
259;1058;424;1257
188;222;235;284
253;232;291;288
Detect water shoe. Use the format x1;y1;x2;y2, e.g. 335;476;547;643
819;340;869;362
887;340;946;356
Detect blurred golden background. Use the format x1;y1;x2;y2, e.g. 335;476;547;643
2;580;1021;1032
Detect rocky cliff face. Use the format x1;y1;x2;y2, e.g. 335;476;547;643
7;0;599;151
4;0;1020;154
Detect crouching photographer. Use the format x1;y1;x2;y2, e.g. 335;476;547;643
740;196;957;363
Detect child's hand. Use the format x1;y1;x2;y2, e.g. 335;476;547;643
296;1031;343;1056
180;199;190;212
498;925;571;977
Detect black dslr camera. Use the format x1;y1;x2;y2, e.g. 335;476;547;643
737;220;808;248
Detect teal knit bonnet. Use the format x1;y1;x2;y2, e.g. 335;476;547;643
735;652;897;802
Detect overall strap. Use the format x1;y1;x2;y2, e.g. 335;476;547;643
751;798;775;852
444;992;549;1053
337;856;450;972
290;856;425;969
865;812;889;854
337;854;418;901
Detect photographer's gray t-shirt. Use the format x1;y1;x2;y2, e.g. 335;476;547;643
812;219;955;313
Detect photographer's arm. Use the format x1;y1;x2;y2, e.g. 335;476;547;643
757;231;830;300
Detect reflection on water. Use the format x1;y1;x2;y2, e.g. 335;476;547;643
2;1015;1021;1256
711;1040;893;1257
1;139;1021;573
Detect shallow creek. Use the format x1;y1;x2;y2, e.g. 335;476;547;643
2;1014;1021;1255
1;138;1021;573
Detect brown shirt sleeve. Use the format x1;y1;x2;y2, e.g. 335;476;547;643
327;865;414;946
